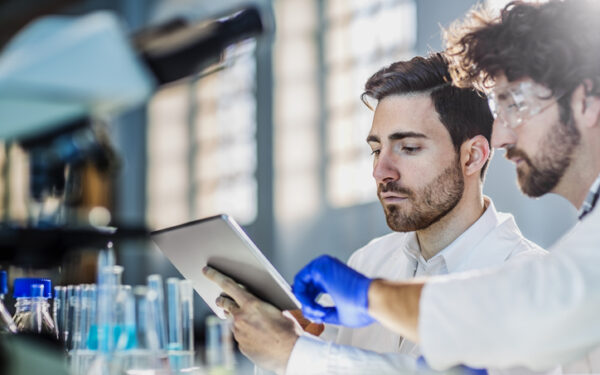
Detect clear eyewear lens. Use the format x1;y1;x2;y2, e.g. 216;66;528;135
488;82;558;129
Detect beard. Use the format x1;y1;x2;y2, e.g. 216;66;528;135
507;117;580;198
379;158;464;232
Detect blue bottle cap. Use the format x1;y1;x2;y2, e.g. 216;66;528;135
0;271;6;295
13;278;52;298
30;284;45;298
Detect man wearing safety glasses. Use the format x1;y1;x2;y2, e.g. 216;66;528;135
486;81;580;199
292;0;600;373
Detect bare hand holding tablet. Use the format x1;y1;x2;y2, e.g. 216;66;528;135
151;214;300;318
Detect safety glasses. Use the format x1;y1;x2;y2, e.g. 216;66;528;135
487;81;563;129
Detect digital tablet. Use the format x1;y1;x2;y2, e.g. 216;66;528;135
151;214;300;318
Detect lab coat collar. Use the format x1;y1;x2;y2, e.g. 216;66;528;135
401;197;502;273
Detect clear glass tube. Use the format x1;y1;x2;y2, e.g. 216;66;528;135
111;284;133;351
205;315;235;374
110;265;124;286
70;285;83;350
53;286;67;342
166;278;182;350
140;286;162;352
31;284;45;334
70;284;98;375
65;285;74;347
79;245;117;375
110;286;168;373
147;274;168;350
97;243;115;283
179;280;194;352
97;264;120;354
81;284;97;350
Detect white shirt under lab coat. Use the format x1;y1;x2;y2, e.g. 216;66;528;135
285;199;553;375
419;203;600;373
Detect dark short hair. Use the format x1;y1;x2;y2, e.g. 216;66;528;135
444;0;600;123
362;53;493;179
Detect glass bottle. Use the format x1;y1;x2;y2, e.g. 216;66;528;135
12;278;58;337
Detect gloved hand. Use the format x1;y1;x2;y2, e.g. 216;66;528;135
292;255;374;327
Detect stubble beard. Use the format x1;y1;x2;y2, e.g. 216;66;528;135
379;159;465;232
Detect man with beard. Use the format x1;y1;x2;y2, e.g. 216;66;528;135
292;0;600;373
203;53;550;375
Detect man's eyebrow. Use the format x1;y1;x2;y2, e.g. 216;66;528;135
366;132;428;143
388;131;428;141
366;134;380;143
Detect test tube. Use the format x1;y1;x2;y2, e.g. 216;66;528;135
97;263;120;354
114;285;135;351
166;278;182;350
133;285;161;352
77;285;89;350
97;243;115;276
110;265;124;286
179;280;194;352
205;315;235;372
147;274;168;350
81;284;97;350
53;286;67;342
31;283;45;334
70;285;83;350
96;244;115;294
64;285;74;347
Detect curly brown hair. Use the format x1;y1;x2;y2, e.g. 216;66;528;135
444;0;600;103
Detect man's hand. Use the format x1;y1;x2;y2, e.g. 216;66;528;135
292;255;375;327
202;266;300;375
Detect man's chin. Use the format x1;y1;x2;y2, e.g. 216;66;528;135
384;211;420;232
516;174;553;198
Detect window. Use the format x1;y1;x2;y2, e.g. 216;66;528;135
271;0;420;280
147;42;258;229
325;0;417;207
274;0;417;218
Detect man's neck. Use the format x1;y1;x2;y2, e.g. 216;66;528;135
555;143;600;209
415;191;486;261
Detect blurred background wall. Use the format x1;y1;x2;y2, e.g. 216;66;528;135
0;0;576;319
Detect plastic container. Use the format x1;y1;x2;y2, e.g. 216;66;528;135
12;278;57;337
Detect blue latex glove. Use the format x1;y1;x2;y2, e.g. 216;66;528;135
292;255;374;327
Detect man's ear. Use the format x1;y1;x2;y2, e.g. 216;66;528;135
572;81;600;130
461;135;490;177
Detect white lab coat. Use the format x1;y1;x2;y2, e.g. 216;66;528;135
419;202;600;372
286;199;555;375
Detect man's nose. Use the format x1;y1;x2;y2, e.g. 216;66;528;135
373;152;400;185
490;119;517;149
